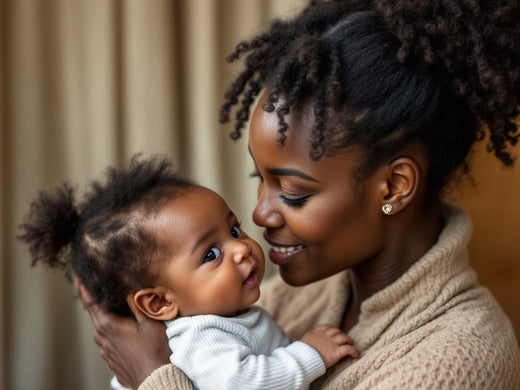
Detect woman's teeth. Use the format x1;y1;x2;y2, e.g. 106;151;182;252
272;245;303;253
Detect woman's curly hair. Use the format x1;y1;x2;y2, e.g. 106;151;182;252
18;155;194;317
220;0;520;193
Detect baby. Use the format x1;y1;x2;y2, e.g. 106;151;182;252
19;155;357;390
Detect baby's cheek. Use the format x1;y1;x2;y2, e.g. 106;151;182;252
205;272;244;312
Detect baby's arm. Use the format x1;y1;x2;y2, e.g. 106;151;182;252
299;324;358;368
168;315;357;390
171;328;323;390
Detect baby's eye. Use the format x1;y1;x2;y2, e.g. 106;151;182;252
203;246;221;263
231;225;242;238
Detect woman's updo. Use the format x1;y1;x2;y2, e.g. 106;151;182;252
220;0;520;194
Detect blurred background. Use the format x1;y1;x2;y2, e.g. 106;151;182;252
0;1;518;389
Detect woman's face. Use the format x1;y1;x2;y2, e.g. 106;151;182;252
248;96;387;286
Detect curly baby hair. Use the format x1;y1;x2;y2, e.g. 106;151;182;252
220;0;520;194
18;155;195;317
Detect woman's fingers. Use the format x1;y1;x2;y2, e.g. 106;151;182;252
77;281;171;388
126;293;146;323
76;277;94;307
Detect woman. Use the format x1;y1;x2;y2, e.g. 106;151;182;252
81;0;520;388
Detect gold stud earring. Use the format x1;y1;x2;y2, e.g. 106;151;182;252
382;203;393;215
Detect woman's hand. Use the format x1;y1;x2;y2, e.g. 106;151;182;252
77;279;170;389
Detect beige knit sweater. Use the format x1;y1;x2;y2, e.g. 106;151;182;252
139;204;520;390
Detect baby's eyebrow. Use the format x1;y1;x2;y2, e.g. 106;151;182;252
190;227;217;255
228;210;237;222
190;210;234;255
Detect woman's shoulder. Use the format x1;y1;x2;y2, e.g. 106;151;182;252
258;272;350;339
395;286;518;387
430;285;520;366
395;295;520;389
317;286;520;389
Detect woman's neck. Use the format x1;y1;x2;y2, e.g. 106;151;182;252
342;199;443;332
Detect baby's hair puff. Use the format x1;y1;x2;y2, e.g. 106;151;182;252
18;155;195;317
19;184;79;271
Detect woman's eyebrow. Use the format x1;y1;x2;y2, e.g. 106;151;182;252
266;168;319;182
248;145;319;183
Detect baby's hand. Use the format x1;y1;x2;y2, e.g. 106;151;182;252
300;324;358;368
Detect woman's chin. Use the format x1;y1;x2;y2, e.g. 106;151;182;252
279;267;317;287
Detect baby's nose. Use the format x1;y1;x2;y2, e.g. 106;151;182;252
232;240;252;264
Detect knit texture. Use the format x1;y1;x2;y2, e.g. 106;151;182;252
139;203;520;390
164;305;325;390
138;364;193;390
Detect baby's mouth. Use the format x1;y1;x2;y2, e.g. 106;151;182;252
243;265;258;287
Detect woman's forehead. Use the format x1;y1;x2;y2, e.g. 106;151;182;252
249;97;315;153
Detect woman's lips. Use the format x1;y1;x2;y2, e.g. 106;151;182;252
263;233;305;265
268;245;304;265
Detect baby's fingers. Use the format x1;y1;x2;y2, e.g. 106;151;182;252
331;331;354;346
313;324;354;345
338;344;359;359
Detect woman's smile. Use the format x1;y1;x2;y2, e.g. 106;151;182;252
268;246;305;265
263;232;306;265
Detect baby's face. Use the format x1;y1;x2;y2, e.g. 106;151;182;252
152;186;265;317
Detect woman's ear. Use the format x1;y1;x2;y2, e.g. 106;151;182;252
132;288;179;321
380;157;420;214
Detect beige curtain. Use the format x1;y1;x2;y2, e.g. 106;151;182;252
0;1;307;389
2;1;520;389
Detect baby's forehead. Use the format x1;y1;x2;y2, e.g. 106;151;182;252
149;185;231;238
179;185;228;208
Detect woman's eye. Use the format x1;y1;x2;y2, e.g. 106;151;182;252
231;225;242;238
203;246;221;263
249;171;263;182
280;194;311;208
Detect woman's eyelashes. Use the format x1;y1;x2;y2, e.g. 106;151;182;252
249;171;263;182
250;170;311;208
280;194;311;208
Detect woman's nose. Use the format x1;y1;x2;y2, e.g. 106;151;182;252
232;240;252;264
252;188;284;228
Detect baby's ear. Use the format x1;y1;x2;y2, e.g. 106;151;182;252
132;288;179;321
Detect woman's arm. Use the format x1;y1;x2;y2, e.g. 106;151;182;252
78;281;192;390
